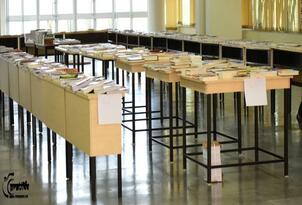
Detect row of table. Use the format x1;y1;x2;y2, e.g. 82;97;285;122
0;51;122;201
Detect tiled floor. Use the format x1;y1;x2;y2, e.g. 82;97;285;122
1;60;302;205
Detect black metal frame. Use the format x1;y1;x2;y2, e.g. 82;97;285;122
181;86;290;183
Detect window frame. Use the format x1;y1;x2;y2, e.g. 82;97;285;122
5;0;148;35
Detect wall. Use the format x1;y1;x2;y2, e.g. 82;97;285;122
0;0;6;35
243;29;302;44
205;0;242;39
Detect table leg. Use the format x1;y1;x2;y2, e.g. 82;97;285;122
169;82;173;162
9;98;14;126
116;68;119;84
47;128;51;163
194;91;199;139
147;77;152;152
254;106;259;162
182;87;187;170
89;157;96;201
73;55;76;68
117;154;122;198
175;83;179;128
206;94;212;183
92;58;96;76
81;56;84;72
45;47;48;59
66;141;73;179
237;92;242;154
26;111;31;124
38;120;43;133
19;106;24;136
132;73;136;145
213;94;217;141
160;81;164;124
284;88;290;176
32;115;37;146
52;132;57;147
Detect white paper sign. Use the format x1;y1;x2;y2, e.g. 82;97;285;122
98;94;122;125
244;78;267;107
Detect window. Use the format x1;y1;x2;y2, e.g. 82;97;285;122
165;0;195;29
24;21;37;33
77;0;93;14
115;0;130;12
182;0;190;25
132;0;147;12
96;18;113;30
58;20;74;32
244;0;300;32
133;17;147;32
96;0;113;13
77;19;94;31
58;0;73;14
8;22;22;35
24;0;37;16
40;0;54;15
116;18;131;30
5;0;149;35
8;0;22;16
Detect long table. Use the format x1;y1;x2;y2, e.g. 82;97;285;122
0;55;123;201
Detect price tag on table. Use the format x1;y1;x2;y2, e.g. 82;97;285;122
244;78;267;107
98;94;122;125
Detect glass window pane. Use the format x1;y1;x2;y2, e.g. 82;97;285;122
96;0;113;13
182;0;190;25
77;0;93;14
8;0;22;16
132;0;147;12
133;18;147;32
40;0;55;15
9;22;22;35
24;21;37;34
24;0;37;16
116;0;130;12
58;20;74;32
58;0;73;14
40;20;56;32
77;19;94;31
96;18;112;30
116;18;130;30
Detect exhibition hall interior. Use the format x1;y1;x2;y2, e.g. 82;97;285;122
1;0;302;204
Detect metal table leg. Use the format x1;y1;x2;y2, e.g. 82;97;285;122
194;91;199;139
206;94;212;183
32;115;37;146
47;128;51;163
66;141;73;179
255;107;259;162
9;98;14;126
132;73;136;144
168;83;173;162
182;87;187;169
117;154;122;198
89;157;96;201
237;93;242;154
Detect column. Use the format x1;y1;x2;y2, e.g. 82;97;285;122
148;0;165;32
195;0;206;34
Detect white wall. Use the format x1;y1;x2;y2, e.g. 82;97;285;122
0;0;6;35
205;0;242;39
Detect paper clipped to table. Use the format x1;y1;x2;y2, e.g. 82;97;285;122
244;78;267;107
98;94;122;125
